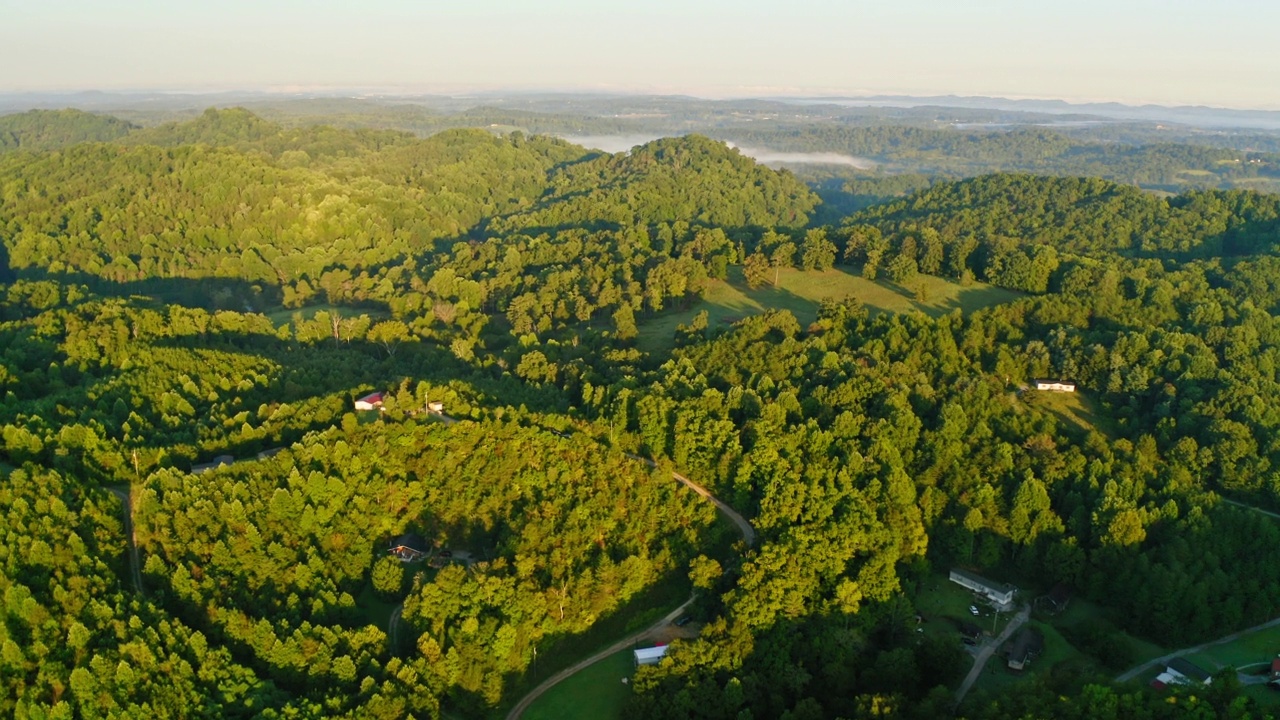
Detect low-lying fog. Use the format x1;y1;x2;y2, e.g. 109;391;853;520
558;134;876;169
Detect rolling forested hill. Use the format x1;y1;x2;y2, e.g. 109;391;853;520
0;108;136;152
5;107;1280;719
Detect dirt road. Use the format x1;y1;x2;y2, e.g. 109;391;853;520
628;454;756;547
504;595;695;720
388;604;404;654
106;485;145;595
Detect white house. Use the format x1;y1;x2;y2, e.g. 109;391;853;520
1034;380;1076;393
634;646;668;666
354;392;384;411
949;568;1016;609
427;401;445;414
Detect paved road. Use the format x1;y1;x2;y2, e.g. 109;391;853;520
1115;613;1280;683
106;486;145;595
505;595;695;720
954;604;1030;705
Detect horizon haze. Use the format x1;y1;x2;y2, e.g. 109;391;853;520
2;0;1278;110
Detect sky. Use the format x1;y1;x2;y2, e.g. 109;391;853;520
2;0;1278;109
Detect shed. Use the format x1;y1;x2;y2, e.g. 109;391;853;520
1036;583;1072;614
633;645;668;666
1006;627;1044;671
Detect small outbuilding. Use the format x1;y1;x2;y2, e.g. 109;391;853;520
355;392;384;411
634;645;668;666
426;401;445;414
1006;627;1044;671
1036;583;1072;614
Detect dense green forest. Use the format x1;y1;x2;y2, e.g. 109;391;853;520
0;109;136;152
4;107;1280;719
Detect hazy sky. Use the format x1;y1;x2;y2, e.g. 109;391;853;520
2;0;1278;108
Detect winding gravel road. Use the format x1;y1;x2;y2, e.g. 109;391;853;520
385;414;757;719
504;596;696;720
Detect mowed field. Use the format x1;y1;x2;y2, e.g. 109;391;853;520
638;265;1021;352
1187;623;1280;675
521;650;636;720
1021;388;1107;436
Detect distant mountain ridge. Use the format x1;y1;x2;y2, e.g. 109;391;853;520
786;94;1280;130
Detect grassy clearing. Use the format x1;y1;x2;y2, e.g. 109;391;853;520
1022;390;1106;436
493;573;691;718
1244;684;1280;707
1053;596;1169;669
970;620;1089;697
913;574;1012;643
353;580;400;634
522;650;635;720
1186;624;1280;672
919;574;1172;700
638;265;1021;352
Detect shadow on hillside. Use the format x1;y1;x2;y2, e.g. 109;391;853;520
9;266;405;317
13;267;284;311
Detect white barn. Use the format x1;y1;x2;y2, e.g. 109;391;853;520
633;646;668;666
354;392;384;411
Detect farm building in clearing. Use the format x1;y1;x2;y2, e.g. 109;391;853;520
389;533;428;562
634;645;668;666
1165;657;1213;685
1034;380;1076;393
354;392;384;411
949;568;1016;608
